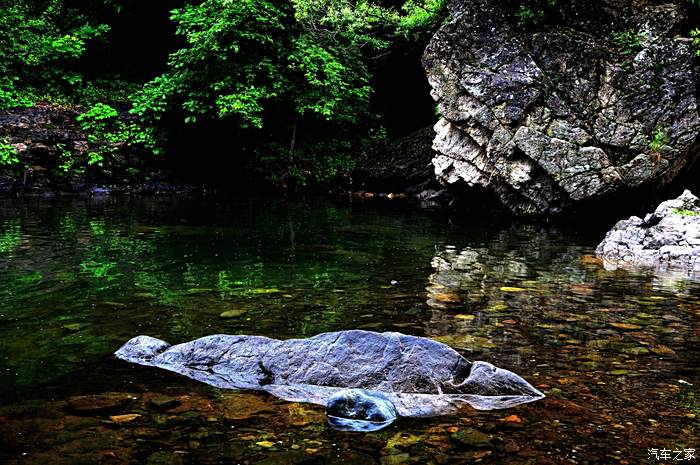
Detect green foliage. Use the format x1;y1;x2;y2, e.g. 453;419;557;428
56;143;83;174
0;138;19;166
52;103;160;175
130;0;445;186
256;139;358;186
672;208;700;217
612;30;644;56
515;0;557;28
398;0;447;37
76;103;161;166
0;0;447;187
131;0;290;129
691;29;700;57
649;127;669;153
0;0;110;108
77;103;119;135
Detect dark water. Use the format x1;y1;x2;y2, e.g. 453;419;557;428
0;195;698;465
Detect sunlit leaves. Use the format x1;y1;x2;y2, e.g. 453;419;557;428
0;0;110;108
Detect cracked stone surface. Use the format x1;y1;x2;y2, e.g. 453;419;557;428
423;0;700;216
596;189;700;277
115;330;544;422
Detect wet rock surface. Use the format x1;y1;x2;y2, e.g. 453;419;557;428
596;190;700;276
115;330;544;428
423;0;700;216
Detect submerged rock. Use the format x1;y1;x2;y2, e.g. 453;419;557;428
596;190;700;276
423;0;700;216
66;392;135;413
115;330;543;430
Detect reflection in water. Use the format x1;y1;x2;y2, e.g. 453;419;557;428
0;197;698;464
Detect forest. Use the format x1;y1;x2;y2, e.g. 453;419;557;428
0;0;450;187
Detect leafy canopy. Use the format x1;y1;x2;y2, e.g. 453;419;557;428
0;0;111;108
129;0;446;185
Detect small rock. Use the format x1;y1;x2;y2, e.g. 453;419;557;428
66;393;135;413
502;414;522;423
149;397;182;411
146;451;184;465
220;309;247;318
622;347;650;355
450;428;491;448
650;345;676;356
62;323;86;332
109;413;141;423
609;323;642;330
500;287;526;293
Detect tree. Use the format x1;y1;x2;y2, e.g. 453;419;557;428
0;0;110;108
130;0;446;185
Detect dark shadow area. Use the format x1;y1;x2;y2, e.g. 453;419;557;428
371;44;437;138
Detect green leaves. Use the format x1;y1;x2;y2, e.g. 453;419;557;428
0;1;110;108
0;138;19;166
131;0;288;129
514;0;558;28
612;30;645;57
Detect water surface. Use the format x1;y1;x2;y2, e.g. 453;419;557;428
1;195;698;464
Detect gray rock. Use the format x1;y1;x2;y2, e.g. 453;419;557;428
115;330;543;430
423;0;700;216
596;190;700;276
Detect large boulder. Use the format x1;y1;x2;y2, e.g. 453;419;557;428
423;0;700;216
596;190;700;276
115;330;543;430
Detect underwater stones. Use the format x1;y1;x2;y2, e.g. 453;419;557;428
596;190;700;276
115;330;544;431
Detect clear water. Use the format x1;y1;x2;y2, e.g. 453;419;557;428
0;195;698;465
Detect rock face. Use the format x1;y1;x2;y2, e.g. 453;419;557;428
423;0;700;216
115;330;543;430
596;190;700;275
353;126;453;205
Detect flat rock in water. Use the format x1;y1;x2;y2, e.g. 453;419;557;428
115;330;544;428
596;190;700;278
66;393;135;413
